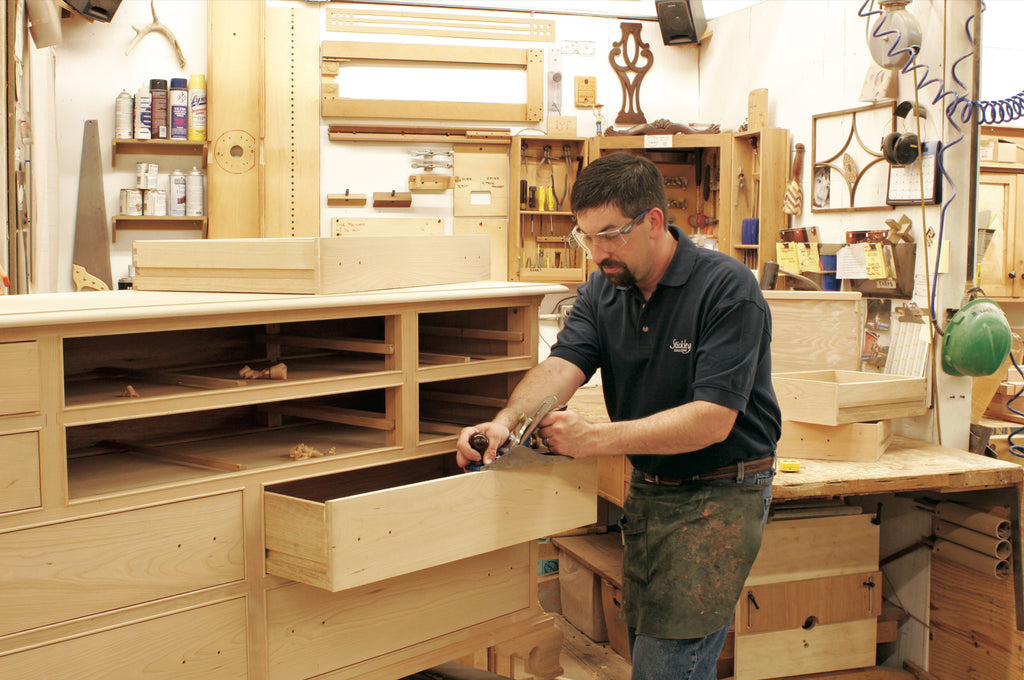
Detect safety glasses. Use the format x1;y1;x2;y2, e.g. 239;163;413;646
569;209;651;257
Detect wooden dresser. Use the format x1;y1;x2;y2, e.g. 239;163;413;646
0;282;597;680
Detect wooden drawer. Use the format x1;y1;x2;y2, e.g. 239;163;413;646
0;431;41;513
0;341;40;417
734;618;877;680
0;492;244;636
265;453;597;591
772;369;927;425
737;571;882;633
0;598;247;679
597;454;631;507
747;514;879;586
267;544;532;680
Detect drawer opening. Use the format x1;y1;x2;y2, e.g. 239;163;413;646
266;452;462;503
418;374;523;444
418;306;529;367
66;391;396;499
62;316;397;414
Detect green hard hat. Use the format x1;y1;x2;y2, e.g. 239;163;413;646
941;298;1012;377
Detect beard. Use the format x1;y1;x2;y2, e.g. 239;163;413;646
598;258;637;288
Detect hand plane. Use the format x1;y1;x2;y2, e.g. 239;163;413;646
467;395;571;470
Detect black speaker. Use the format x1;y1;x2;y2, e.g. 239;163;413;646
655;0;707;46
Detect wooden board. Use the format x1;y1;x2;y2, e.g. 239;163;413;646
0;431;40;513
737;571;882;633
325;7;555;42
454;144;509;218
264;3;320;237
778;420;891;462
746;514;879;586
551;533;624;587
132;235;491;295
733;618;877;680
0;341;40;416
763;291;864;373
772;369;927;426
332;218;444;237
208;0;261;238
454;218;508;281
321;42;543;122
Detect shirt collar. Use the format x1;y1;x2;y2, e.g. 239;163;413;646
659;223;696;288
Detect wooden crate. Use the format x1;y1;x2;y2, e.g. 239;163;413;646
133;235;491;294
772;369;927;426
778;420;892;462
764;291;864;373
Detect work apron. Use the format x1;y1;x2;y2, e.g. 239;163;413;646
619;476;769;639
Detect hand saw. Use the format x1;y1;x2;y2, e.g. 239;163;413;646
467;395;572;471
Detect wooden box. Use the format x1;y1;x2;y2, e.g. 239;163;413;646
264;455;596;592
600;579;630;661
778;419;892;462
764;291;864;373
552;533;625;645
558;550;608;642
772;369;927;426
132;235;491;295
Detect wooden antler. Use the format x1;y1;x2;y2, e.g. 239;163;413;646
126;0;186;68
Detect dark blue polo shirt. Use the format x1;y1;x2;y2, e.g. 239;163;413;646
550;224;781;477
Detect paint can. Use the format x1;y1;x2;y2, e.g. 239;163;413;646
134;85;152;140
185;167;204;216
170;169;186;216
135;162;149;189
147;163;159;190
121;188;143;216
169;78;188;140
149;79;168;140
187;74;206;142
115;90;133;139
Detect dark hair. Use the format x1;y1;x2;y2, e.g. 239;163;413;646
570;152;668;220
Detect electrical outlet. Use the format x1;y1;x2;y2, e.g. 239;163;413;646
558;302;574;329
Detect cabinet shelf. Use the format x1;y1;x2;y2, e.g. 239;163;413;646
112;139;207;167
112;216;208;242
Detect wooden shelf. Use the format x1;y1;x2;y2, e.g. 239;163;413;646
111;216;208;242
112;139;208;167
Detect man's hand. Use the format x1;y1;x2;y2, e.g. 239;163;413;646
456;422;511;469
535;408;598;459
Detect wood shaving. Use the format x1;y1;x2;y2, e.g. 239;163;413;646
288;443;337;460
120;385;141;398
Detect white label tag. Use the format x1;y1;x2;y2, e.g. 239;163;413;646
644;135;673;148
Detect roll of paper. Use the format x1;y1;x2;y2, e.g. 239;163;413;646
933;538;1009;579
935;501;1011;539
934;519;1011;559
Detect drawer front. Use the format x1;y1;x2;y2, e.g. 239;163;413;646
0;342;40;417
0;598;247;679
734;618;877;680
266;457;596;591
0;492;244;636
267;544;532;680
737;571;882;633
0;431;41;513
597;454;631;507
746;514;879;585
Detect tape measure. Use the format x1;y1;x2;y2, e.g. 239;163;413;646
778;459;801;473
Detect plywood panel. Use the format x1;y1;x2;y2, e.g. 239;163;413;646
0;493;244;636
746;514;879;586
737;571;882;633
332;217;444;236
0;431;40;513
264;4;320;237
266;545;532;680
0;599;247;679
454;144;509;218
454;218;508;281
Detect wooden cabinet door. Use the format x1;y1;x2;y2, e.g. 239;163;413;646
977;172;1021;298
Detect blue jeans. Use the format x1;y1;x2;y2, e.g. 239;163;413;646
626;466;774;680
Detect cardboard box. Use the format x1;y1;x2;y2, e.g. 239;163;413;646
980;138;1024;164
133;235;491;295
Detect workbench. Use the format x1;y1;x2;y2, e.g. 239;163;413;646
568;384;1024;679
0;283;595;680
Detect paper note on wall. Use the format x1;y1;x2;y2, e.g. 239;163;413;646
836;245;867;279
775;243;800;273
797;243;822;273
864;244;888;279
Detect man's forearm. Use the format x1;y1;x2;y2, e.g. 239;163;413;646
496;356;585;430
584;400;737;457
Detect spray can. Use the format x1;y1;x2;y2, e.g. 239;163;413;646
169;78;188;141
187;74;206;142
169;169;186;216
115;90;133;139
185;166;204;216
134;85;152;140
149;79;168;139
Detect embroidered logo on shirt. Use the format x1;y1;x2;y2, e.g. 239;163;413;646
670;339;693;354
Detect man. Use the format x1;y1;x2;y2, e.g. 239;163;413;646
457;152;780;680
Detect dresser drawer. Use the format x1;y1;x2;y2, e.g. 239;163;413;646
267;544;532;680
0;492;244;636
733;618;877;680
0;342;40;417
265;453;596;591
0;598;247;679
746;513;879;585
0;431;41;513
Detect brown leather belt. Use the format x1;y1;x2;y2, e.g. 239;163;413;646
636;455;775;485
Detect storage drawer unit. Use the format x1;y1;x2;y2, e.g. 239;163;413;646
265;454;597;591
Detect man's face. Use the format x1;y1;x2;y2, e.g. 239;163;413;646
573;204;651;288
